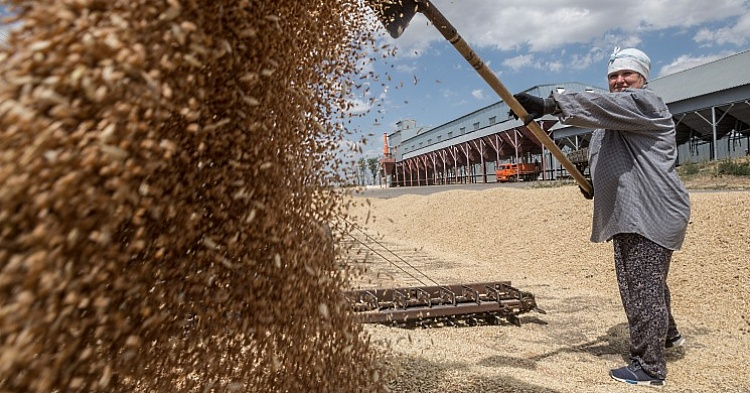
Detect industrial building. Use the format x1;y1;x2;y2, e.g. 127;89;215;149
380;49;750;187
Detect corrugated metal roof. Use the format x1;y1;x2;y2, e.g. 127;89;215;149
391;50;750;161
522;82;607;97
648;49;750;104
398;82;605;160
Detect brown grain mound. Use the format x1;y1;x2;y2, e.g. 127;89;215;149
0;1;388;392
349;186;750;393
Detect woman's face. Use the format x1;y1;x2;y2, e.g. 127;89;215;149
608;70;646;92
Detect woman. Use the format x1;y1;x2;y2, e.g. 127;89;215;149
514;47;691;388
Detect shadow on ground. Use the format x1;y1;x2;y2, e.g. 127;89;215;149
479;322;686;370
384;353;561;393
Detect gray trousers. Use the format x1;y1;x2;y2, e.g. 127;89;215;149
613;233;679;379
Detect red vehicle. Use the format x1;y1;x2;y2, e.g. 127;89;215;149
495;163;540;182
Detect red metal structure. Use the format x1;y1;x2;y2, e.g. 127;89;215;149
382;120;560;187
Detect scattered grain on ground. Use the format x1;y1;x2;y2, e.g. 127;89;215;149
348;185;750;393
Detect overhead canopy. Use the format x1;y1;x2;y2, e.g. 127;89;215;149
649;49;750;145
392;51;750;164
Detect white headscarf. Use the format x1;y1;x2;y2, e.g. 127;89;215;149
608;47;651;80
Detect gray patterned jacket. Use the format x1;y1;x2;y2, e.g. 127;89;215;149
553;87;691;250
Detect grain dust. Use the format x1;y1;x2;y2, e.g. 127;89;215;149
0;1;390;392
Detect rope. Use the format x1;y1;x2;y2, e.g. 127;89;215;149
336;214;440;287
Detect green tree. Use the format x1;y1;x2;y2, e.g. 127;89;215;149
357;157;367;186
367;157;380;185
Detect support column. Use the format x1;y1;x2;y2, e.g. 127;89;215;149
712;106;718;160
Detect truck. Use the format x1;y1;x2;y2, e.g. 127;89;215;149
495;162;541;182
567;147;590;176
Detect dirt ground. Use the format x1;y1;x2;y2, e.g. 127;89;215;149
346;182;750;393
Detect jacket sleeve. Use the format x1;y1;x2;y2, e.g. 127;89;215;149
552;88;674;134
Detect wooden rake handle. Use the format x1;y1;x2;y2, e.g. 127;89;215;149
417;1;593;194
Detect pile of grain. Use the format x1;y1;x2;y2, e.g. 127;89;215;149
0;1;389;392
348;185;750;392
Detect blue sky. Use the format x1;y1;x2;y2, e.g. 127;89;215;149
3;3;750;161
345;0;750;159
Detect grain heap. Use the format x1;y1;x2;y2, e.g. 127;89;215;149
0;1;388;392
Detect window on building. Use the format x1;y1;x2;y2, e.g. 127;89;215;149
489;116;497;125
473;122;480;130
460;127;466;135
437;136;442;142
448;132;453;138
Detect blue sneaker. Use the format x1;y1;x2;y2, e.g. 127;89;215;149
610;361;665;388
665;334;685;349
